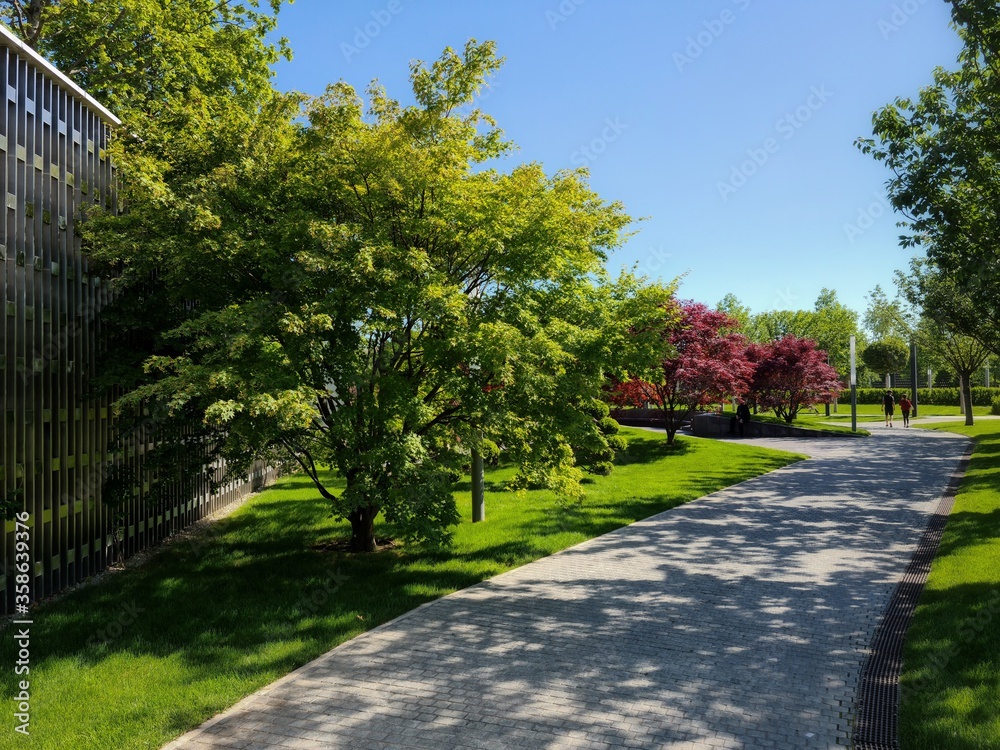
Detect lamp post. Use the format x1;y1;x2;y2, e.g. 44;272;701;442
472;430;485;523
850;335;857;433
910;341;918;418
469;360;485;523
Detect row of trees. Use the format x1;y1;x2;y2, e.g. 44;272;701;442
8;4;687;551
611;302;841;443
14;1;990;554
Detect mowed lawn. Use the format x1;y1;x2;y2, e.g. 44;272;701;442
788;403;991;425
900;421;1000;750
0;428;803;750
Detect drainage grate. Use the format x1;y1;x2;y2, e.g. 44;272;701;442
851;444;973;750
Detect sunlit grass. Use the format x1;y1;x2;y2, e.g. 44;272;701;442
898;421;1000;750
791;403;991;425
0;428;802;750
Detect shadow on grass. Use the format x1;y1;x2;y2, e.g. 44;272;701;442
614;433;692;465
0;429;801;749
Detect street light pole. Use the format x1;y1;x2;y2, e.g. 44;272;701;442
910;341;918;418
850;335;857;433
472;429;485;523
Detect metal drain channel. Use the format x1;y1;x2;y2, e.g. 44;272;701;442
852;442;974;750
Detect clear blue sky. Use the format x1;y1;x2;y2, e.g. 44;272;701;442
269;0;963;317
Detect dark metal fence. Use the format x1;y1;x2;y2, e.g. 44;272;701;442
0;26;274;613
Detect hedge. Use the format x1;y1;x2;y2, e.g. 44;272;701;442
838;387;1000;407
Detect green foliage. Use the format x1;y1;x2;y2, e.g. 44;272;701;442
719;290;863;378
991;396;1000;416
861;338;909;377
478;438;501;465
0;486;23;522
86;39;676;549
898;260;994;388
597;416;620;436
858;2;1000;355
898;420;1000;749
862;285;912;341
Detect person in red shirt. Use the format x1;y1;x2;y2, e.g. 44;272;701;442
899;395;912;427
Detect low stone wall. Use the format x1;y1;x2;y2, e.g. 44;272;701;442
691;413;862;439
609;408;676;429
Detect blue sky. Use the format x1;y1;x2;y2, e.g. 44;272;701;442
269;0;963;317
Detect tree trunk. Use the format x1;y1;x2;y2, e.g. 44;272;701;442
348;505;379;552
961;373;975;426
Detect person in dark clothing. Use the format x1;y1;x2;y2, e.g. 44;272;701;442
883;389;895;427
736;400;752;437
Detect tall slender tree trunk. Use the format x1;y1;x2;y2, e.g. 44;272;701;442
960;373;975;426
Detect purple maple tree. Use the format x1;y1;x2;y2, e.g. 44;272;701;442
612;301;753;444
747;335;840;423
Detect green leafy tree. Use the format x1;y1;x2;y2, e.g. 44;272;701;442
857;0;1000;353
751;309;815;344
861;339;909;388
104;41;676;551
897;259;993;424
811;289;862;379
3;1;296;516
715;294;760;340
862;285;912;342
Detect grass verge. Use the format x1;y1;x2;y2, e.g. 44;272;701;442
792;403;991;426
898;421;1000;750
0;428;802;750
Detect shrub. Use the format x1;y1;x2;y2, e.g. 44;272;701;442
597;416;620;436
992;396;1000;416
589;461;614;476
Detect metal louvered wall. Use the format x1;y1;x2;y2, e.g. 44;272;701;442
0;27;275;612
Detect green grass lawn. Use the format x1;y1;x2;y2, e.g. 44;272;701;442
784;403;990;426
899;420;1000;750
0;428;802;750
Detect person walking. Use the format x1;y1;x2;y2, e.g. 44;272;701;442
883;389;895;427
736;400;752;438
899;394;912;427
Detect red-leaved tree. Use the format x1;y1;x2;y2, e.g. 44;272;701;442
612;301;754;444
747;336;840;423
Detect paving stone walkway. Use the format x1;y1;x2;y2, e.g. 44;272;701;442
164;426;969;750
